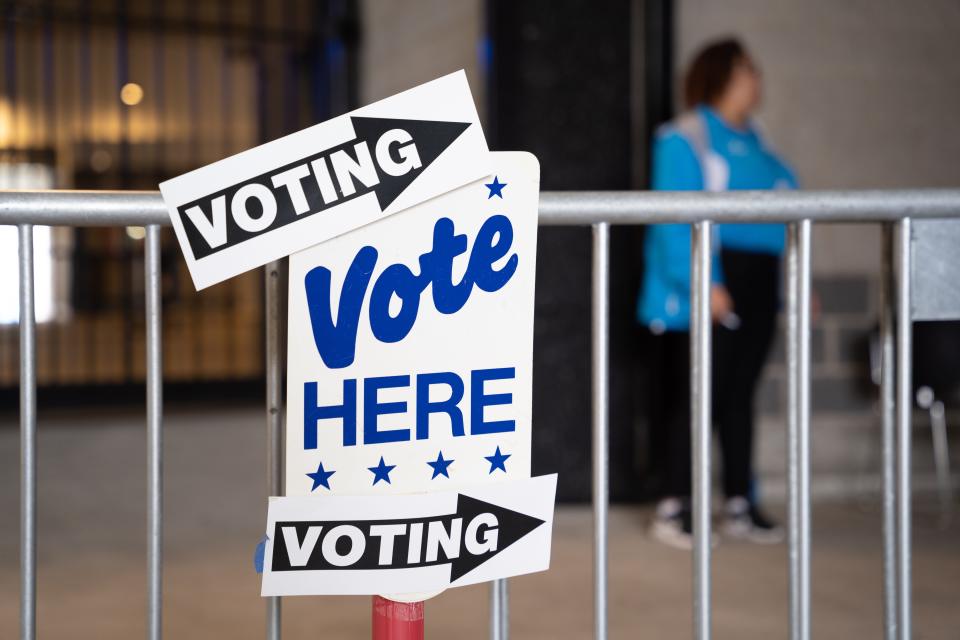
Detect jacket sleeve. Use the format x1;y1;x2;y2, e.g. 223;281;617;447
649;132;723;291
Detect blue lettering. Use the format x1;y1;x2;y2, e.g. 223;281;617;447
419;218;470;313
301;367;516;449
303;216;518;369
416;371;465;440
364;375;411;444
304;246;377;369
304;379;357;449
368;264;425;343
469;215;518;292
471;367;516;435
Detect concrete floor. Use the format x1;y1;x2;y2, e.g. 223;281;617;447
1;404;958;639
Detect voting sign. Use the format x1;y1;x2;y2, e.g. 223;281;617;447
261;474;556;596
285;151;540;499
160;70;489;290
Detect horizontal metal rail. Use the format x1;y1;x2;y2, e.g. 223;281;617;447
2;188;960;226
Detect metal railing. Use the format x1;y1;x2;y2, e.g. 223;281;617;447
4;187;960;640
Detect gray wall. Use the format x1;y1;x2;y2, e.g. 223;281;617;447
359;0;484;116
678;0;960;497
677;0;960;190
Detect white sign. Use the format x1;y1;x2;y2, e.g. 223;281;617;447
285;152;540;498
160;71;490;290
261;474;556;596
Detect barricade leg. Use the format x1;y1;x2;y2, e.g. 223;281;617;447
690;221;712;640
145;225;164;640
266;259;286;639
591;222;609;640
19;224;37;640
880;223;898;640
490;578;509;639
895;219;912;640
786;220;812;640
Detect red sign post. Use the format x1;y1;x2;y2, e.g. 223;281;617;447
372;596;424;640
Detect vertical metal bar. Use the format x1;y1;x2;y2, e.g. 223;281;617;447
786;220;812;640
219;0;235;158
41;2;61;384
116;0;130;189
117;0;134;383
266;260;285;640
490;579;509;640
254;0;269;144
80;0;92;147
499;579;509;639
490;579;509;638
19;224;37;640
690;221;712;640
145;225;163;640
880;223;897;640
489;581;498;640
282;0;298;134
152;0;166;167
186;0;203;378
591;222;609;640
4;5;16;121
42;3;56;143
895;218;912;640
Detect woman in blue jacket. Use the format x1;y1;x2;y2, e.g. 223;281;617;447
639;39;796;548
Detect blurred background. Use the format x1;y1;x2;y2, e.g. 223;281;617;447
0;0;958;638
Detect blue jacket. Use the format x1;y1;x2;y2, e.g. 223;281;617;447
637;107;797;332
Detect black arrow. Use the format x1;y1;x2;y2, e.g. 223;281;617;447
448;494;544;580
270;493;545;583
350;116;471;210
176;116;471;260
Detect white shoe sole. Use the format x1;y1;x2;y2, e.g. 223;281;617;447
649;520;721;550
722;521;785;544
649;520;693;550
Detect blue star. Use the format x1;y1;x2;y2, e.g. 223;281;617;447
485;446;511;474
368;456;397;486
427;451;454;479
485;176;507;199
306;462;335;491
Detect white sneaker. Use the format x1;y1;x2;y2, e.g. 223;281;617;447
649;498;693;550
722;496;784;544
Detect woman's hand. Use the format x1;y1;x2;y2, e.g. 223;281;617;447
710;284;735;324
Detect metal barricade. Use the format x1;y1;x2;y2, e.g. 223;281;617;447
4;187;960;640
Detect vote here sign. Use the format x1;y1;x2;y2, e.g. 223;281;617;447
159;70;489;290
285;152;539;499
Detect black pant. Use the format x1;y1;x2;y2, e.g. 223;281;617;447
647;330;693;497
648;249;779;499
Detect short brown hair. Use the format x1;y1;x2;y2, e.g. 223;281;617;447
683;38;747;109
